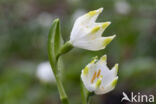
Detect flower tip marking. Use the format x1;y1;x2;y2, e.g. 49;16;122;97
103;35;116;47
102;22;111;29
114;64;119;73
88;8;103;16
83;66;89;75
101;55;107;61
88;10;97;16
90;56;98;64
111;77;118;87
91;26;100;33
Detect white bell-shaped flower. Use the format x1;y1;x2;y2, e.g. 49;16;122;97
81;55;118;95
36;62;55;83
70;8;116;51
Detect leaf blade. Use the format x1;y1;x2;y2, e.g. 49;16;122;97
48;18;64;73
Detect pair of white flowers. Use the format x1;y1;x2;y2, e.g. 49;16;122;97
69;8;119;95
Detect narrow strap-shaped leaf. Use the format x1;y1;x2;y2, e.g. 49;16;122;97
54;19;64;55
48;18;63;73
48;18;69;104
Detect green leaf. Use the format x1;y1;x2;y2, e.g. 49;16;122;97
48;18;64;73
48;19;69;104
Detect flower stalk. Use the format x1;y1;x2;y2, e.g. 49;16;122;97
48;19;69;104
56;41;73;61
48;42;69;104
48;44;69;104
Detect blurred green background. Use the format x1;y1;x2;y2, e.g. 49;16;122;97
0;0;156;104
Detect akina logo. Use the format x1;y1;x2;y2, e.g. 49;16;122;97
121;92;154;103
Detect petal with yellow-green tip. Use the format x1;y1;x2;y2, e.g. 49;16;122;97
83;66;89;75
102;22;111;29
111;77;118;87
111;63;119;76
99;55;107;62
87;8;103;16
103;35;116;47
90;56;98;64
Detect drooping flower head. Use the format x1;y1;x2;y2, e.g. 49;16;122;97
81;55;118;95
69;8;116;51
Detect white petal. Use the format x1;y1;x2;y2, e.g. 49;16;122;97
81;58;98;92
99;63;118;87
76;22;111;41
73;35;115;51
70;23;88;41
100;67;114;86
111;64;119;77
95;77;118;95
97;54;107;64
36;62;55;83
70;8;103;41
93;22;111;37
81;68;96;92
78;8;103;25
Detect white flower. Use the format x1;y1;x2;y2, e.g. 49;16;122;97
36;62;55;83
115;1;131;15
69;8;116;51
81;55;118;95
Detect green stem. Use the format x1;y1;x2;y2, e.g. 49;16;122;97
56;41;73;61
81;78;95;104
53;41;73;103
55;74;69;104
48;59;69;104
80;79;88;104
87;92;94;104
49;60;69;104
48;44;69;104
